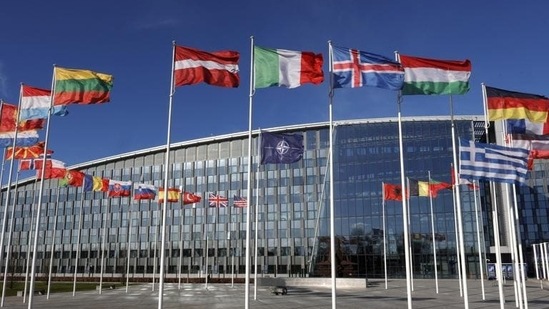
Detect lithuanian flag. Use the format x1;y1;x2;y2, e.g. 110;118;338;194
54;67;113;105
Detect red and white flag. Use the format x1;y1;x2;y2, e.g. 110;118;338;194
174;45;240;88
183;191;201;205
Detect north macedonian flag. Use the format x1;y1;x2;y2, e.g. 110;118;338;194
54;67;113;105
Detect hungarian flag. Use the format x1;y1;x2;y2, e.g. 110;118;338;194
6;142;53;160
54;67;113;105
383;183;403;201
159;187;180;203
183;191;201;205
254;46;324;89
174;45;239;88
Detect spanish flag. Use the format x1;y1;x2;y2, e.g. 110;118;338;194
159;187;180;203
54;67;113;105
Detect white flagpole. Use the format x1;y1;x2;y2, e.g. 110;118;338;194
99;198;107;294
254;132;261;300
511;184;528;308
450;95;470;308
1;166;22;306
328;41;337;309
73;187;85;296
394;51;412;309
152;204;159;292
427;171;439;294
46;186;62;299
28;65;56;309
244;35;255;309
482;83;505;308
158;41;177;309
382;183;387;290
0;95;22;306
451;176;463;296
204;213;209;289
178;197;184;290
533;244;539;280
542;244;548;283
126;191;136;293
503;183;521;308
23;178;39;303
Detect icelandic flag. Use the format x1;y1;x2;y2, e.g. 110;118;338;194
331;46;404;90
260;131;304;164
134;183;157;200
108;180;132;197
459;138;530;185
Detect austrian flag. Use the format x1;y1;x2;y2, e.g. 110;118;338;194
174;45;239;88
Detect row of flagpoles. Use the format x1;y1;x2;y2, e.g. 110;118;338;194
2;36;549;309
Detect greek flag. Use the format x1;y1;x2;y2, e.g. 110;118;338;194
459;138;530;184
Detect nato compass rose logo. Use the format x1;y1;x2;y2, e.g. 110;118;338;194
275;140;291;157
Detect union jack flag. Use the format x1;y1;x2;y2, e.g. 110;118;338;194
209;193;228;207
233;195;247;208
331;46;404;90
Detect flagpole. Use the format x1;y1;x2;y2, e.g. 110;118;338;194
244;35;255;309
450;164;463;297
254;131;261;300
472;180;486;300
512;184;529;308
482;83;506;308
405;177;414;293
73;187;85;296
23;178;39;303
450;95;470;308
157;41;177;309
204;210;209;289
28;65;56;309
327;41;339;308
178;197;184;290
0;93;23;303
99;198;107;294
394;51;412;308
382;183;388;290
427;171;439;294
126;190;136;292
46;186;62;299
152;204;159;292
1;167;22;306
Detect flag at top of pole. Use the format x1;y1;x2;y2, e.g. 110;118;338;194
54;67;113;105
174;45;240;88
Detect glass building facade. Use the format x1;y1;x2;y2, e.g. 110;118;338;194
0;115;544;280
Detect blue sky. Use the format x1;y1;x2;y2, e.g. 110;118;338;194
1;1;548;179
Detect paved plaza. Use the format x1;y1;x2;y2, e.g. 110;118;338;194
3;279;549;308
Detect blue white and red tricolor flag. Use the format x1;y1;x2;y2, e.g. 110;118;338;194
233;195;247;208
108;180;132;197
209;193;228;207
331;46;404;90
134;183;157;200
507;119;549;136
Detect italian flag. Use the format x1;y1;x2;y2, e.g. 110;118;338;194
54;67;113;105
254;46;324;89
400;55;471;95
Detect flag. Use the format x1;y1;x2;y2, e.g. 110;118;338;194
19;159;34;171
134;183;157;200
451;166;478;189
486;86;549;123
459;138;530;184
83;175;109;192
331;46;404;90
233;195;247;208
5;142;53;160
209;193;228;207
54;67;113;105
383;183;403;201
36;158;66;179
408;178;429;197
159;187;180;203
183;191;202;205
254;46;323;89
0;130;40;147
428;179;453;198
20;85;68;120
399;54;471;95
174;45;240;88
59;169;85;187
108;180;132;197
260;131;304;164
510;134;549;159
0;103;45;133
506;119;549;136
